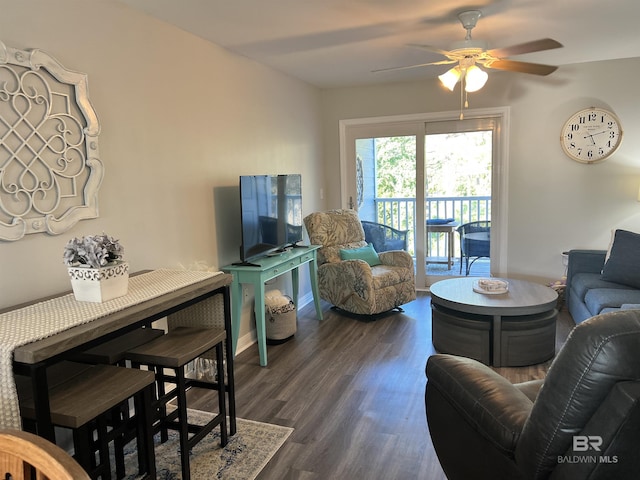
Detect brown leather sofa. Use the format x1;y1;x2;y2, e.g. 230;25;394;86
425;310;640;479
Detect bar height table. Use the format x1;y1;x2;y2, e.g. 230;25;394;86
3;270;235;441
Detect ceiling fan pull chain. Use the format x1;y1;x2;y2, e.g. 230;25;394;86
459;76;464;120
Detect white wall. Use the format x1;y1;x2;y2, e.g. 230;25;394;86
0;1;325;344
321;58;640;284
3;0;639;340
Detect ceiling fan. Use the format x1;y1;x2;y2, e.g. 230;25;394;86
374;10;562;117
374;10;562;85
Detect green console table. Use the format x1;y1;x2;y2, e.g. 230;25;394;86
222;245;323;366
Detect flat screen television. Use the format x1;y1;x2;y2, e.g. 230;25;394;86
238;174;303;264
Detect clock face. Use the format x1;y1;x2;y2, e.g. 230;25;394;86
560;108;623;163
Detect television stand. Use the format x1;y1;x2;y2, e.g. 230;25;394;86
222;245;323;366
262;243;309;257
231;260;261;267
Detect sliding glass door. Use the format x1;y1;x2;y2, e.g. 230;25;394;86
425;119;494;279
341;109;508;288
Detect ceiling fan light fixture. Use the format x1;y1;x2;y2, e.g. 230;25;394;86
439;66;461;91
464;65;488;92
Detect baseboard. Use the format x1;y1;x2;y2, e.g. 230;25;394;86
235;330;257;355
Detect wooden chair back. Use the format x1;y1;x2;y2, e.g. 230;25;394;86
0;429;90;480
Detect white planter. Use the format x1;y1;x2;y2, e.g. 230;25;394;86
68;261;129;302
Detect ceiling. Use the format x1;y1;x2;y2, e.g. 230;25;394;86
118;0;640;88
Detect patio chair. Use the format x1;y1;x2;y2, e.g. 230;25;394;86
361;220;408;253
457;221;490;275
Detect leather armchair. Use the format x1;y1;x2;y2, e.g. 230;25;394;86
303;209;416;315
425;309;640;480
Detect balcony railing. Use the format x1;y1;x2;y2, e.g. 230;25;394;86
373;196;491;257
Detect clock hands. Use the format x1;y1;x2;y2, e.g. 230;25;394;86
583;130;610;145
591;130;609;137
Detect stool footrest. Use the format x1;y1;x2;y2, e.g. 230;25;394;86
161;412;226;446
188;413;226;450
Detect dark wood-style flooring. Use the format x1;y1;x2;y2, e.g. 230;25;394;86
191;292;574;479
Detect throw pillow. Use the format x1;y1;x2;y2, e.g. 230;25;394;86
604;228;616;265
340;243;382;267
601;229;640;289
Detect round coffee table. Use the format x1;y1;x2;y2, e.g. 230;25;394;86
430;278;558;367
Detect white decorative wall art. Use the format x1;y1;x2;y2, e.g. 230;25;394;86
0;41;102;241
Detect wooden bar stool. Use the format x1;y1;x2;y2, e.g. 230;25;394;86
166;292;237;436
124;326;227;480
17;362;156;480
71;327;164;477
73;327;165;366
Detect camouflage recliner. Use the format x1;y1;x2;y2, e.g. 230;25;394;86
303;209;415;315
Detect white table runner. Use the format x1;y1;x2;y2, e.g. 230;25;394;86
0;269;221;429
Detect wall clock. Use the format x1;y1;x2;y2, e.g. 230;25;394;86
560;107;623;164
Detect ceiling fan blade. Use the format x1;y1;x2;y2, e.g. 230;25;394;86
487;38;562;58
486;59;558;76
406;43;452;57
372;59;456;73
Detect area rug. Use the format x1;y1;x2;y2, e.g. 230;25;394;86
121;409;293;479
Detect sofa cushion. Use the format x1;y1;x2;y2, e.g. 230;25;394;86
570;272;631;302
340;243;381;266
584;288;640;316
621;304;640;310
370;264;414;289
601;229;640;289
603;304;640;313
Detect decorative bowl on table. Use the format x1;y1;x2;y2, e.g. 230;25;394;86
473;278;509;295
